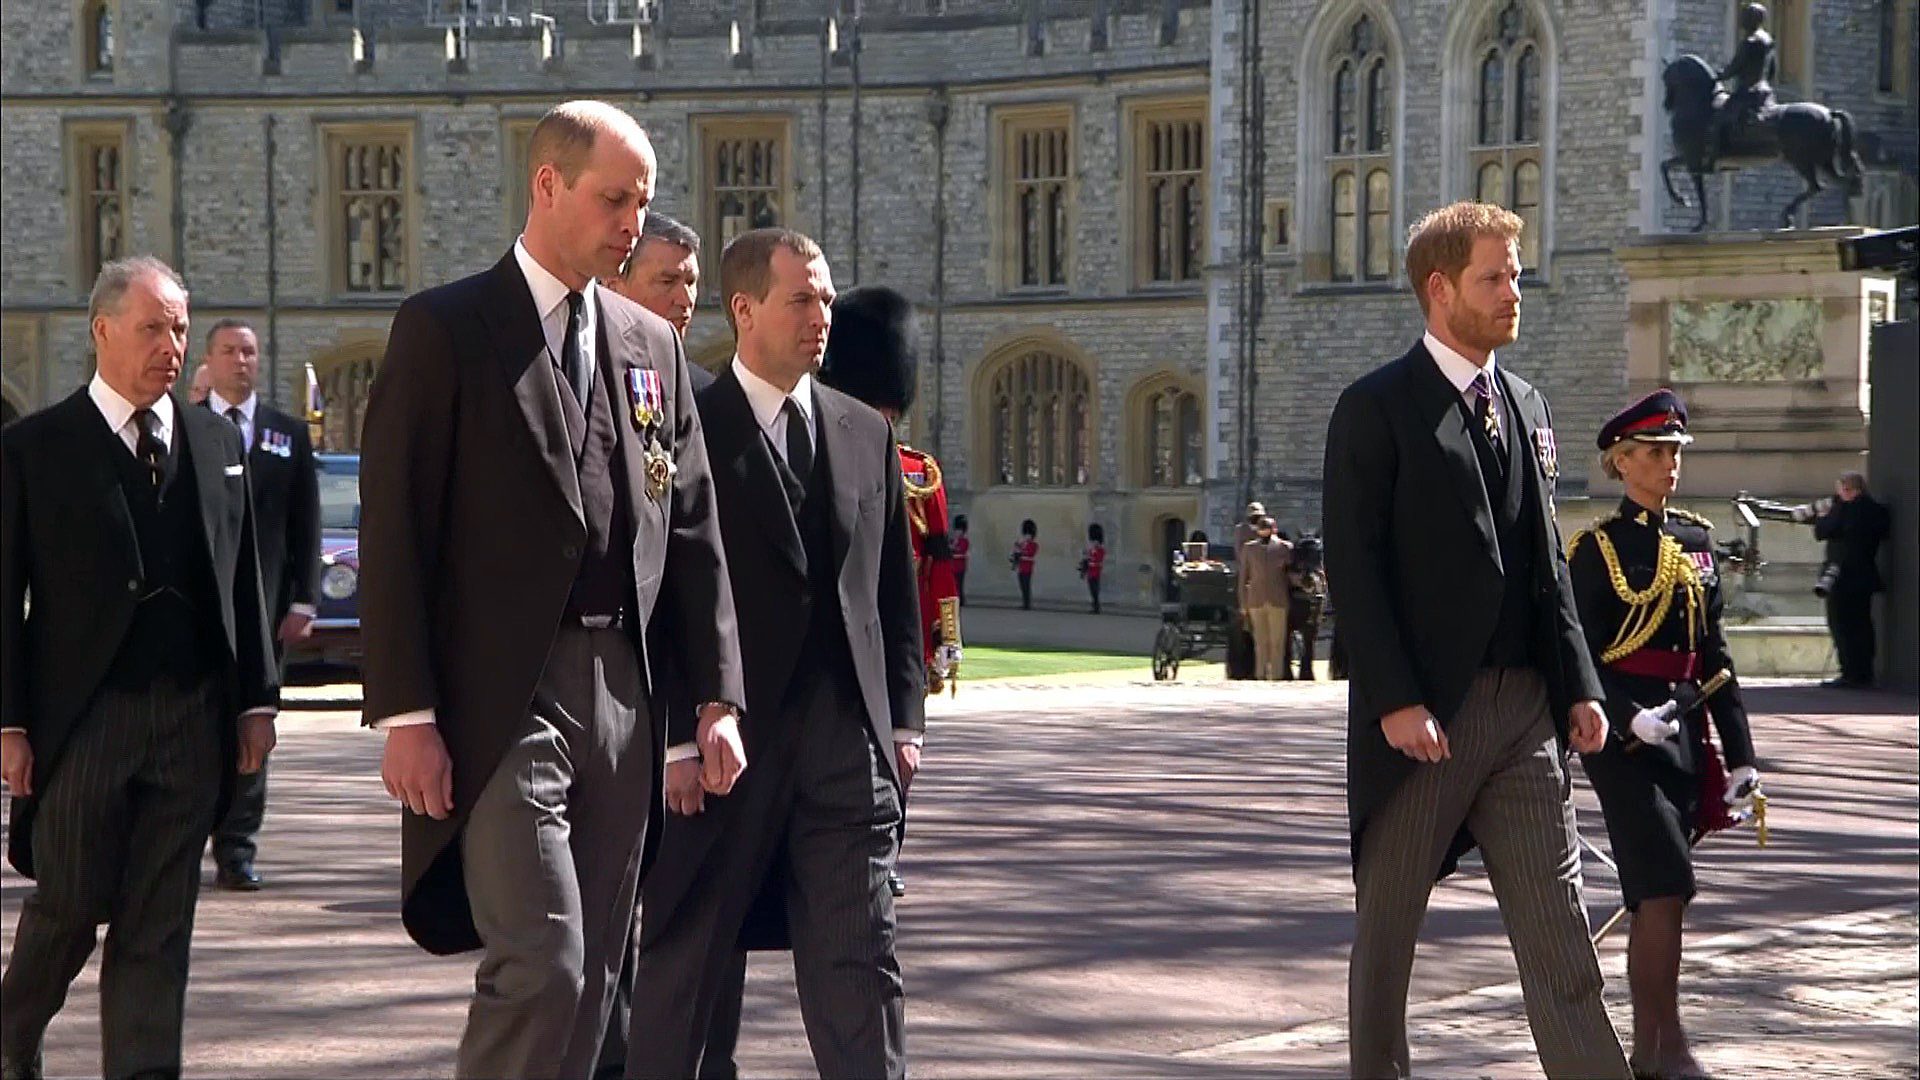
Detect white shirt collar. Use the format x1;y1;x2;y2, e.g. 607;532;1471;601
89;374;173;448
731;355;815;434
513;237;597;359
207;389;257;424
1423;331;1499;396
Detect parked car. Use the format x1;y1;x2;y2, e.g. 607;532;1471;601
286;452;362;681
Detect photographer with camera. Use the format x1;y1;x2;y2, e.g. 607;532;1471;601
1797;471;1891;688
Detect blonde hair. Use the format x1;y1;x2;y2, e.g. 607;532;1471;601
525;100;649;192
1599;443;1634;481
1404;201;1524;316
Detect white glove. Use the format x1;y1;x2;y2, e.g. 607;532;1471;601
1630;707;1681;744
932;643;963;678
1724;764;1761;808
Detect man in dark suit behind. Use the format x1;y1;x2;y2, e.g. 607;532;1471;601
200;317;321;891
0;255;279;1080
359;101;746;1079
1811;470;1891;687
626;228;925;1080
1322;202;1627;1080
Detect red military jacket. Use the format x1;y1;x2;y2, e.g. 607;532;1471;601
900;444;961;693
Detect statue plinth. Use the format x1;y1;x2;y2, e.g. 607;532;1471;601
1608;228;1898;498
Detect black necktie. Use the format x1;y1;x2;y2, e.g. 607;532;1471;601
783;398;813;484
1471;371;1503;454
133;407;166;488
562;291;589;406
224;405;246;443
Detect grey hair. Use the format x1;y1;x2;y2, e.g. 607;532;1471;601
1839;470;1869;494
641;211;701;255
89;255;186;323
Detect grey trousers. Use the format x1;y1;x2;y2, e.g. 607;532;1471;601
455;625;655;1080
1348;668;1628;1080
626;677;904;1080
0;676;223;1080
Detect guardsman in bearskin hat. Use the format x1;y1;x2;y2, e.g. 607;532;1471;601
818;285;963;698
1567;388;1762;1080
818;286;956;904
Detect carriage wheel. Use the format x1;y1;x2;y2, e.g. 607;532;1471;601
1152;624;1183;681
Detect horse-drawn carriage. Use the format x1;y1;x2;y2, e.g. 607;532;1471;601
1151;541;1240;681
1151;534;1338;681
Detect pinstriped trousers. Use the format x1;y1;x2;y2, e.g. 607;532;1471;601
1348;668;1628;1080
0;676;223;1080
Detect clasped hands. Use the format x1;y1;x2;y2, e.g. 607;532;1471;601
1380;699;1606;763
665;705;749;816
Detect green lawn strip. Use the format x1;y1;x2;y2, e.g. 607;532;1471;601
957;645;1155;680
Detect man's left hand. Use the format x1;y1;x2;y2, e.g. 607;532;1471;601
696;705;746;795
1568;700;1607;754
278;611;315;643
238;713;278;774
895;741;922;792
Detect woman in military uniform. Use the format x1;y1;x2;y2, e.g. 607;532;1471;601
1568;389;1763;1080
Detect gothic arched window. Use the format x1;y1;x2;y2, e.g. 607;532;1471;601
984;348;1093;487
1467;0;1547;268
1326;13;1394;282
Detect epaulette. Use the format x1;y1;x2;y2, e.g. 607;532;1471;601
1667;507;1714;529
898;443;942;497
1565;525;1595;559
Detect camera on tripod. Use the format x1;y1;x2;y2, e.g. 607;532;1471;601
1733;493;1838;597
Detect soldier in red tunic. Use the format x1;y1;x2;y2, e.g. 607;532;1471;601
818;285;963;697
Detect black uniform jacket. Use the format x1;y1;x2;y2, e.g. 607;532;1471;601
1567;498;1755;776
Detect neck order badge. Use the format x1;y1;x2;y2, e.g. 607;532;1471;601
627;367;676;499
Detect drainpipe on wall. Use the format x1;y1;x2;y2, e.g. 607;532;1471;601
819;16;833;242
848;0;863;282
265;113;280;405
926;86;950;459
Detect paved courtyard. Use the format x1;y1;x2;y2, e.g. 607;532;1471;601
2;675;1914;1078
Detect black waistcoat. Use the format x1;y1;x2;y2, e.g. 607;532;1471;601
106;423;223;690
787;416;865;717
566;352;638;621
1471;390;1539;669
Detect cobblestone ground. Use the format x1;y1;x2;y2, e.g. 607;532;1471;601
1;676;1913;1078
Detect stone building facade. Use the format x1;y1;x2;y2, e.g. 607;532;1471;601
3;0;1915;613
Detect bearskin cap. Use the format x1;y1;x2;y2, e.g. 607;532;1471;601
820;286;921;412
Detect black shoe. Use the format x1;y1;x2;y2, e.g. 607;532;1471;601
886;871;906;897
1822;676;1872;689
215;861;263;891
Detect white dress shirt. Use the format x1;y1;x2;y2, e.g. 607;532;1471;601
1424;330;1503;441
514;237;597;392
207;388;257;451
730;354;816;465
90;374;174;456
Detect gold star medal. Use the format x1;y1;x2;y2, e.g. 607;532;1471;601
644;435;677;499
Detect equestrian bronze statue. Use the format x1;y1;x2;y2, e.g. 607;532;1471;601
1660;4;1864;231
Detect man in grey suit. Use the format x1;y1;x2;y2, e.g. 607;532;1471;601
359;101;746;1079
626;228;925;1080
0;256;279;1080
1322;202;1627;1080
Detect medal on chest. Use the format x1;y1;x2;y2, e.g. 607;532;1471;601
627;367;676;499
1533;426;1558;480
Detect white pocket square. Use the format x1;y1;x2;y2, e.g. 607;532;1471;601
224;463;246;476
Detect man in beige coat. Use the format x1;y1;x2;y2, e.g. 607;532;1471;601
1239;516;1293;680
